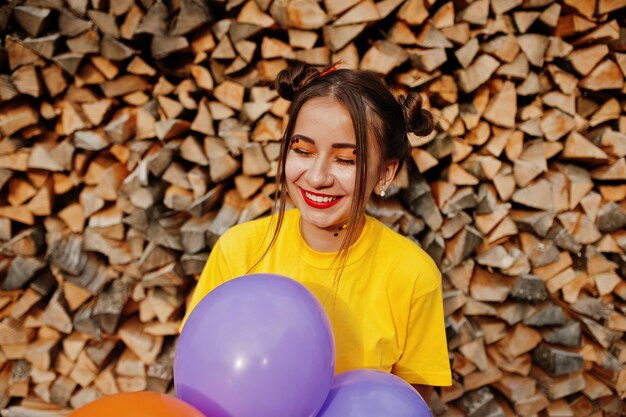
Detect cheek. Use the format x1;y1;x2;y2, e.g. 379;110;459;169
332;166;357;193
284;154;304;183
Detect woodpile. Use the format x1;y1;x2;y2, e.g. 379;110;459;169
0;0;625;415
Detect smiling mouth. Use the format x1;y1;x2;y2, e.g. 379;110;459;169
300;189;343;209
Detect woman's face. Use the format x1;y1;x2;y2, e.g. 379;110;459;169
285;96;382;233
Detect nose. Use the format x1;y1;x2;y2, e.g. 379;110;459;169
306;157;333;189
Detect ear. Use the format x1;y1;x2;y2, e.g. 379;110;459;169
375;160;399;195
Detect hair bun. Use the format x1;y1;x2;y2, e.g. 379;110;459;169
398;92;434;137
274;63;320;101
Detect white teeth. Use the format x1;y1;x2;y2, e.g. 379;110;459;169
305;191;338;203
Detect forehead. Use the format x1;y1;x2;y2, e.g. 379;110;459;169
293;97;356;143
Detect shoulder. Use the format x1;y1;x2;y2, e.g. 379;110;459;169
372;218;441;296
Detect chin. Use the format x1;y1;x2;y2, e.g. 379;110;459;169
300;211;334;228
298;208;347;231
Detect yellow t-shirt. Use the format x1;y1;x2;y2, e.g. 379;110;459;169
182;209;451;386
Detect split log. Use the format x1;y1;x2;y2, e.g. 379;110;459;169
1;0;625;413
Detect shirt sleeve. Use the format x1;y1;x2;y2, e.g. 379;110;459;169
392;271;452;386
180;237;231;330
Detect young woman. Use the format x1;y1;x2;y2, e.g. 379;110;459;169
182;63;451;400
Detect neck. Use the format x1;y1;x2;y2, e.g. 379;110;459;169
298;215;365;252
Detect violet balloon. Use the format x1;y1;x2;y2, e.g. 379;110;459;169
316;370;433;417
175;274;335;417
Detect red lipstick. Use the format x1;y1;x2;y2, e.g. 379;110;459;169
300;189;343;209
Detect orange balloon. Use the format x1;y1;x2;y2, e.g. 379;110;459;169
69;391;205;417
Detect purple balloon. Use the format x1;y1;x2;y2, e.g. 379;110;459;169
175;274;335;417
316;370;433;417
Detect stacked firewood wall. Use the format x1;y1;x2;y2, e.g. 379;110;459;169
0;0;625;415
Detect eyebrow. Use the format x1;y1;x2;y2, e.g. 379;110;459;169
291;134;356;150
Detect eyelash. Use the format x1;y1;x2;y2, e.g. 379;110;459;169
291;148;311;156
291;148;356;165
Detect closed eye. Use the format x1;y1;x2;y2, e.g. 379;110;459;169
335;158;355;165
292;147;312;156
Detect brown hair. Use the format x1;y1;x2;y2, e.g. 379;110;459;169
253;63;434;286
